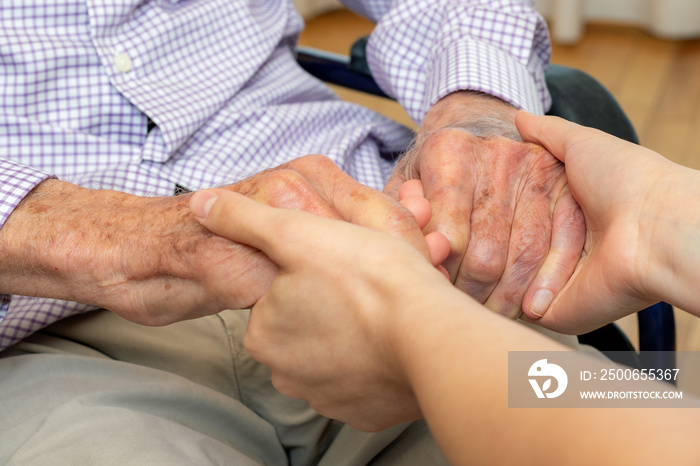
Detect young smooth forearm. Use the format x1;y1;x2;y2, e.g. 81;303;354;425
643;164;700;316
393;290;699;465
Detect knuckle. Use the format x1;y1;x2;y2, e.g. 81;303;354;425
129;310;174;327
383;204;421;237
464;242;508;282
262;169;322;210
269;169;313;196
430;127;472;148
291;154;336;173
112;294;180;327
270;373;303;400
305;153;335;167
385;203;417;228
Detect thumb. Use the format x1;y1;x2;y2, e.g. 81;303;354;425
515;111;592;164
190;189;313;268
527;258;611;335
533;253;647;335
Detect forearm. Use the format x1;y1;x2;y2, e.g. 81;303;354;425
0;179;115;299
0;179;239;324
646;164;700;316
0;180;164;297
394;290;698;465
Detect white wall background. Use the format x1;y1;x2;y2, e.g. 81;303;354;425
535;0;700;43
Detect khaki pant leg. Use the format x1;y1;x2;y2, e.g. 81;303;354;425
0;309;450;466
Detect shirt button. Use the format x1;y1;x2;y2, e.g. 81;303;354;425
114;52;133;73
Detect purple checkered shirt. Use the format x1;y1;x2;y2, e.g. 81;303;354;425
0;0;551;350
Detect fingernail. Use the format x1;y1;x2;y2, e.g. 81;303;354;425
190;191;218;219
528;289;553;318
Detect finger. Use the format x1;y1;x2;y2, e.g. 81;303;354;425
481;186;551;318
400;195;431;230
533;260;603;334
515;111;599;164
398;179;425;200
190;189;320;267
383;171;407;200
229;169;343;220
416;132;476;281
399;180;430;229
384;148;421;199
425;231;450;267
449;171;511;302
332;182;428;257
522;187;586;320
294;156;430;258
530;255;650;335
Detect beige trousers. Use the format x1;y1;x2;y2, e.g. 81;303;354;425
0;310;448;465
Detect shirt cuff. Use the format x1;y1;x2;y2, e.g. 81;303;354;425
0;158;54;229
423;38;550;117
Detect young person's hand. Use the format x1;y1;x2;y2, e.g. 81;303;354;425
190;188;454;431
517;112;700;333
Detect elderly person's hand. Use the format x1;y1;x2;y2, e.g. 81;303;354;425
384;91;585;319
0;155;441;326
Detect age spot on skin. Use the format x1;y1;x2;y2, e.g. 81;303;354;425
29;203;50;214
528;182;549;195
349;190;369;202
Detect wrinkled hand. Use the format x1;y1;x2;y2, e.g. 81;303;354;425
190;188;454;431
0;155;436;326
385;92;585;318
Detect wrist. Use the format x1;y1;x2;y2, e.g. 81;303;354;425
387;279;471;388
420;91;519;138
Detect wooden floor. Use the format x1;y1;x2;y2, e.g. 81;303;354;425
299;9;700;352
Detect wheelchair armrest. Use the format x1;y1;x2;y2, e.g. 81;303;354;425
296;45;389;98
